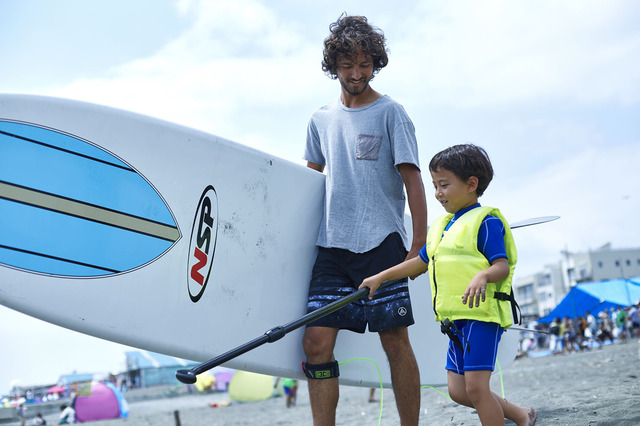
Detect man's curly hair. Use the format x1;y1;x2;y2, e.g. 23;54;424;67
322;14;389;80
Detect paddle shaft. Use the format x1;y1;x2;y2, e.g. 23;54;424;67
177;279;401;381
510;326;552;335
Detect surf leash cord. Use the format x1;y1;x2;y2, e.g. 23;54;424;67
175;279;405;384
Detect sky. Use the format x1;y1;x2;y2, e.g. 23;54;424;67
1;0;639;394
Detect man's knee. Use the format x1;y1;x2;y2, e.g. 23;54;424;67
302;327;338;361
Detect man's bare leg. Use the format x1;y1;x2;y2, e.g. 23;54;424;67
379;326;420;426
303;326;340;426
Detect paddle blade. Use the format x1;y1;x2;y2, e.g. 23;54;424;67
509;216;559;230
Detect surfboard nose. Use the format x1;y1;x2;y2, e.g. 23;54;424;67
0;120;181;277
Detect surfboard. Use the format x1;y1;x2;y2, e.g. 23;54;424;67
0;94;519;388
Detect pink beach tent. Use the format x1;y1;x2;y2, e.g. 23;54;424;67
74;382;129;422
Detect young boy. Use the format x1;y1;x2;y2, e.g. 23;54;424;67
359;144;536;426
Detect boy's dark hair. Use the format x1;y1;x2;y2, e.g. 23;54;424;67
429;144;494;197
322;14;388;79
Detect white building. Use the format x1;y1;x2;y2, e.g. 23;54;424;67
564;243;640;284
514;263;567;318
513;243;640;318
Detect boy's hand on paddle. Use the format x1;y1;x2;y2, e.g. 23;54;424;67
359;277;382;300
462;273;488;308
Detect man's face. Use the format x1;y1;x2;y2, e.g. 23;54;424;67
336;50;374;96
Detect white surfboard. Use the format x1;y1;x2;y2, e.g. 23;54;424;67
0;94;518;388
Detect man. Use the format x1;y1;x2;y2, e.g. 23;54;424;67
302;14;427;426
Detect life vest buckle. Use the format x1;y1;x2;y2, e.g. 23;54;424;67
440;319;471;354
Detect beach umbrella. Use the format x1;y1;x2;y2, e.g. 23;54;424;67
47;385;66;394
74;382;129;422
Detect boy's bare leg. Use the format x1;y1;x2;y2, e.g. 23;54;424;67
448;371;536;426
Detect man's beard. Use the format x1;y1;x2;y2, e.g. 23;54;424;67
339;77;370;96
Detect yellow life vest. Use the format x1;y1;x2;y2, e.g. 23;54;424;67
426;206;518;328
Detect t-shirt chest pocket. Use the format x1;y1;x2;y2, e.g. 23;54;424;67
355;134;383;161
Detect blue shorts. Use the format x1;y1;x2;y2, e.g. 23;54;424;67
445;319;503;374
306;233;414;333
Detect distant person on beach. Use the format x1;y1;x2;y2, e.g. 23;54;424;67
629;303;640;337
302;13;427;426
16;403;25;426
616;308;629;341
282;378;298;408
597;310;614;345
33;413;47;425
563;317;577;353
549;318;562;353
360;144;537;425
56;404;75;425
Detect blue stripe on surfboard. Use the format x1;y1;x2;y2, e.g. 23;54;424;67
0;245;118;276
0;198;173;276
0;121;129;169
0;121;176;227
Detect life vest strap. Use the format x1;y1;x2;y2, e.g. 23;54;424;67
440;319;471;354
494;290;522;325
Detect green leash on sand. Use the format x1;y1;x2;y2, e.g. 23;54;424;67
339;358;384;425
497;360;505;398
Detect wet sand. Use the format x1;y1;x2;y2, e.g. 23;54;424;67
15;339;640;425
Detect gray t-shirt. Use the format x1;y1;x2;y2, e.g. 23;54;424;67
304;95;420;253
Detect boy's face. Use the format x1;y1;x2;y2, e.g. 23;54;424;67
430;167;478;214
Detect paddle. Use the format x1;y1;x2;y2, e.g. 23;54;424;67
508;216;559;230
175;215;559;384
176;278;403;384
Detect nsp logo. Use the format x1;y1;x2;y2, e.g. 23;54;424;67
187;185;218;302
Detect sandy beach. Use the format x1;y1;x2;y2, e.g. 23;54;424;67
11;338;639;425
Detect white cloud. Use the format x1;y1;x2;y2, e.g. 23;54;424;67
387;0;640;107
486;142;640;276
45;0;334;154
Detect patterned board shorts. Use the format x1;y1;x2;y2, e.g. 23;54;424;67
306;232;415;333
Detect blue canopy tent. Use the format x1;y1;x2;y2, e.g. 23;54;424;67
538;277;640;323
